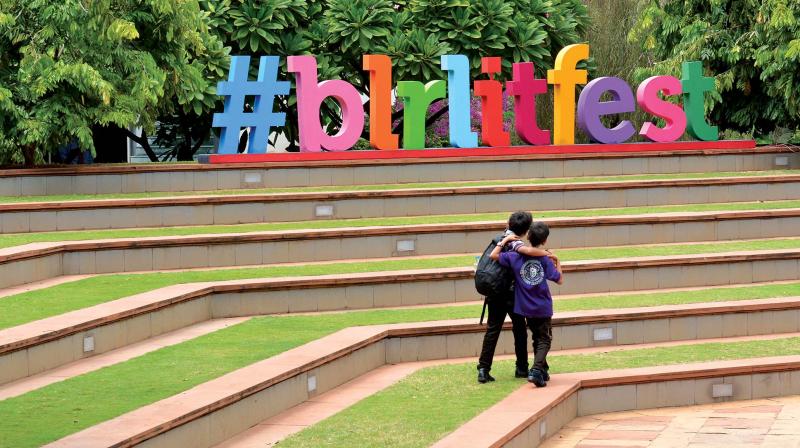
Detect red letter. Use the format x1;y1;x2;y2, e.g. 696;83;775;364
474;57;510;147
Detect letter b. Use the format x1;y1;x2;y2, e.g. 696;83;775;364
288;56;365;152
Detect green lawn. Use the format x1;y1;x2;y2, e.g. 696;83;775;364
278;336;800;448
3;170;795;204
1;199;800;250
2;309;797;448
4;237;800;330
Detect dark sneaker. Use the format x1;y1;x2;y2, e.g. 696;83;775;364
514;367;529;378
478;368;495;384
543;370;550;382
529;369;547;388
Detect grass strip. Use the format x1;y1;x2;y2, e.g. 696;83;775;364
2;290;800;448
4;237;800;329
2;198;800;250
2;170;794;204
278;336;800;448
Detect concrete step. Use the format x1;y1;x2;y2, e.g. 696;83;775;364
2;248;799;388
2;147;794;197
42;316;800;448
434;356;800;448
2;209;798;291
2;174;800;233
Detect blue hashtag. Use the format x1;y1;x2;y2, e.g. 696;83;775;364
212;56;290;154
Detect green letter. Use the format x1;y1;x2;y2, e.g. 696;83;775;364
681;61;718;141
396;80;446;149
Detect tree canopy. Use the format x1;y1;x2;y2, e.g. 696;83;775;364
0;0;226;164
630;0;800;143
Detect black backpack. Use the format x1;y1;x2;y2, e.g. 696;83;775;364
474;234;514;297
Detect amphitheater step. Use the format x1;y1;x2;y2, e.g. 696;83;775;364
0;317;249;401
2;147;794;197
2;209;799;290
433;356;800;448
2;173;800;233
41;329;800;448
214;332;799;448
2;249;800;387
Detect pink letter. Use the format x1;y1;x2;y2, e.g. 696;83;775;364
287;55;365;152
506;63;550;145
637;75;687;143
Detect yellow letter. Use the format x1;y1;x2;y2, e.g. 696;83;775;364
547;44;590;145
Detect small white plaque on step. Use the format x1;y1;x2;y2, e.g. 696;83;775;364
539;420;547;439
396;240;416;252
243;172;263;184
315;205;334;218
83;335;95;353
308;374;317;393
775;156;790;166
712;383;733;398
593;327;614;341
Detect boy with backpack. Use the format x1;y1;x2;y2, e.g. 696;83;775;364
474;212;557;384
490;221;563;387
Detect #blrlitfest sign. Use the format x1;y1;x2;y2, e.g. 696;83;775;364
212;44;718;154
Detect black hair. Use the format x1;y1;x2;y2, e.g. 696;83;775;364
527;221;550;247
507;211;533;236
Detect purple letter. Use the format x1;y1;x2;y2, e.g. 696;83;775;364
577;77;636;144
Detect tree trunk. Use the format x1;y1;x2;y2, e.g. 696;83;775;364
122;129;158;162
22;145;36;166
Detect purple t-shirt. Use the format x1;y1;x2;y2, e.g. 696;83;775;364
498;251;561;318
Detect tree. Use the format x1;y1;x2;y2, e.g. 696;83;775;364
0;0;226;165
201;0;590;151
630;0;800;143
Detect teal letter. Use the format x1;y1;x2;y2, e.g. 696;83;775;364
441;55;478;148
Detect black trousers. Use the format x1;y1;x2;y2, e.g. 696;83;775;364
527;317;552;373
477;292;529;372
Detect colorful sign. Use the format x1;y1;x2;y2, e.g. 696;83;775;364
212;44;719;154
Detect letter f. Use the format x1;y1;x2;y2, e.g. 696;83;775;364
547;44;590;145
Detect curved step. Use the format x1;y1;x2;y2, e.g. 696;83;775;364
2;174;800;233
1;146;791;197
2;249;800;386
42;316;800;448
1;208;799;291
433;356;800;447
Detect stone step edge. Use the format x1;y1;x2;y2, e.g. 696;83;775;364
4;174;799;212
3;146;781;178
2;207;799;264
432;355;800;448
43;322;800;448
3;248;800;354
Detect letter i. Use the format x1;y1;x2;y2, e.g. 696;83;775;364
474;57;510;147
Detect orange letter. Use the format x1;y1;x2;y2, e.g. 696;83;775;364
363;55;399;150
547;44;590;145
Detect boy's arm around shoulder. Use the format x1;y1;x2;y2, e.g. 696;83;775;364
489;234;518;261
515;245;560;264
548;256;564;285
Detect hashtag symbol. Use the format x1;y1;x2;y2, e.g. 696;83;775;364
212;55;290;154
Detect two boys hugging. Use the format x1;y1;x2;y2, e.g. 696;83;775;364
478;211;563;388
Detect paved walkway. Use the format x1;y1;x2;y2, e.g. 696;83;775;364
543;395;800;448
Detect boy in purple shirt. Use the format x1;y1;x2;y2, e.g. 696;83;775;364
490;221;563;387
